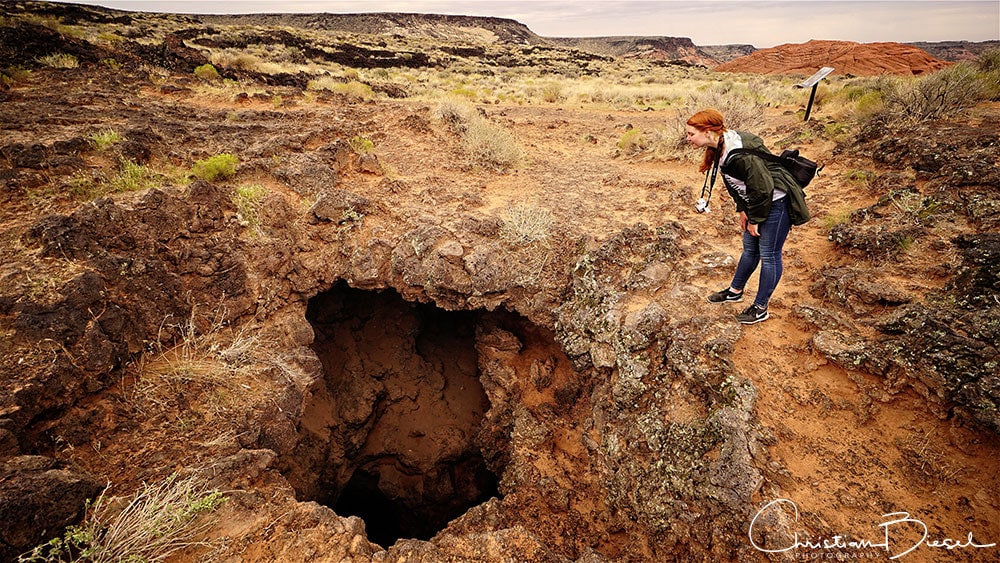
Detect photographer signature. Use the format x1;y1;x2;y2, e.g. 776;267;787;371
749;499;996;559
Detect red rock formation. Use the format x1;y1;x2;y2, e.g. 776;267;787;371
715;39;953;76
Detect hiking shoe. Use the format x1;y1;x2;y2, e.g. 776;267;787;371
707;288;744;303
737;304;769;324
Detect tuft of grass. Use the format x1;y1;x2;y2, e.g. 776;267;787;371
822;207;853;231
617;128;648;156
191;153;238;182
109;159;160;193
306;77;374;100
432;98;523;171
462;116;524;172
348;135;374;154
231;184;267;235
19;473;225;563
857;60;994;130
541;82;563;103
65;169;103;199
500;202;554;244
845;168;875;189
88;128;122;153
1;65;31;86
193;63;221;81
37;52;78;69
433;98;476;130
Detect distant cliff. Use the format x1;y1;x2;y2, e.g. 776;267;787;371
546;36;723;66
8;3;992;70
715;39;955;76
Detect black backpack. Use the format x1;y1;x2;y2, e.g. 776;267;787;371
728;147;822;188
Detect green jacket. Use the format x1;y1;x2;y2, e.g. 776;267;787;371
720;131;810;226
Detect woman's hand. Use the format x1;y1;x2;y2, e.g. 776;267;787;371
739;211;760;236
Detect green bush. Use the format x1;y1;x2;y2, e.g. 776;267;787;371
87;128;122;152
974;48;1000;100
192;153;239;182
194;63;221;81
617;128;648;156
1;65;31;86
306;78;374;100
348;135;375;154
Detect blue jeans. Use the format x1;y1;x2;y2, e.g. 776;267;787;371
731;197;791;308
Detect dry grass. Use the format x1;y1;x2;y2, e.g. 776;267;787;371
896;430;968;485
128;307;269;415
19;474;225;563
500;201;555;245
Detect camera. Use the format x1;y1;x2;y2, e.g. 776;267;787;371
695;197;710;213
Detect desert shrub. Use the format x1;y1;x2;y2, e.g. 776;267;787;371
684;85;767;132
307;78;374;99
305;75;339;90
661;85;767;153
974;48;1000;100
101;57;121;70
449;87;478;100
194;78;266;100
854;90;885;121
19;474;225;563
2;65;31;85
87;128;122;152
541;82;563;103
193;63;221;81
232;183;267;234
192;153;238;182
66;170;101;198
37;53;78;69
863;63;986;129
210;51;260;71
95;31;123;43
821;207;853;231
110;159;160;192
617;128;648;156
500;202;554;244
348;135;374;154
462;116;524;172
433;98;476;130
844;169;875;190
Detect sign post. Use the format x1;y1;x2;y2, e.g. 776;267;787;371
796;67;834;121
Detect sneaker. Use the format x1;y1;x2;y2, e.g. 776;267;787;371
707;288;744;303
736;304;769;324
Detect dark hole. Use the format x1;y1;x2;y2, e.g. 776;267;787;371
294;282;501;547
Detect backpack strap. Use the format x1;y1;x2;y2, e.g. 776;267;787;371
726;147;784;165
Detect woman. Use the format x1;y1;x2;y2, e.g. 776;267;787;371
685;108;809;324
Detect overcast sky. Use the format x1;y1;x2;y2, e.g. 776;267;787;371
66;1;1000;48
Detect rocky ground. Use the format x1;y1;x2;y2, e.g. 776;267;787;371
2;5;1000;563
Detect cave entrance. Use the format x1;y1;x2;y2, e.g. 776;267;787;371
295;282;500;547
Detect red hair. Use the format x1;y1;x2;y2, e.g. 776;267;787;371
687;109;726;173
